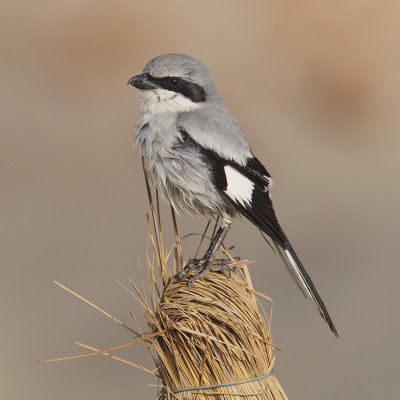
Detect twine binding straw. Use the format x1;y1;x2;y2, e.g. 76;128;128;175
162;368;275;398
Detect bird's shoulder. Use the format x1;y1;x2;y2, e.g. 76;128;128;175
176;104;252;165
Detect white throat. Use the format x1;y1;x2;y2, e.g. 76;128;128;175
139;89;202;114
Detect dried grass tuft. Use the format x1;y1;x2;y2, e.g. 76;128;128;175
152;270;287;399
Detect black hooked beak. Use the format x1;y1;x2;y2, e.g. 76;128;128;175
127;74;158;90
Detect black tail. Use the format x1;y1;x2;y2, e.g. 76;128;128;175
220;176;338;336
276;239;338;337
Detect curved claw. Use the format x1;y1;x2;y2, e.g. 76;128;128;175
187;275;196;286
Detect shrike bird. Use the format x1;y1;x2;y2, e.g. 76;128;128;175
128;54;338;336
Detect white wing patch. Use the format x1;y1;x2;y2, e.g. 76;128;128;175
224;165;254;206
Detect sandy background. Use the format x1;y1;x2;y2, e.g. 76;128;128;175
2;1;400;399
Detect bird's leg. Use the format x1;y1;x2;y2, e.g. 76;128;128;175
175;221;233;283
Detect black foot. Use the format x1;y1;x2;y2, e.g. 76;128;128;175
174;257;237;285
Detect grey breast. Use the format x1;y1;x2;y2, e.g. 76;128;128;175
135;112;234;218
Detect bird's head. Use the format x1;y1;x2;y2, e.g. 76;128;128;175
128;54;218;114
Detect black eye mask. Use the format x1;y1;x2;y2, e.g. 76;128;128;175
144;74;206;103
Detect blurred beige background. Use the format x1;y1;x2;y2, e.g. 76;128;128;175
1;1;399;399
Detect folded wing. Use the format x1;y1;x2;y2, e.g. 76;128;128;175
177;128;338;336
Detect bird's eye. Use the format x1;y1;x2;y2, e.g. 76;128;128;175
168;77;181;88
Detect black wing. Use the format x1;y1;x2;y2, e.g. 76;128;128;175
177;128;287;248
